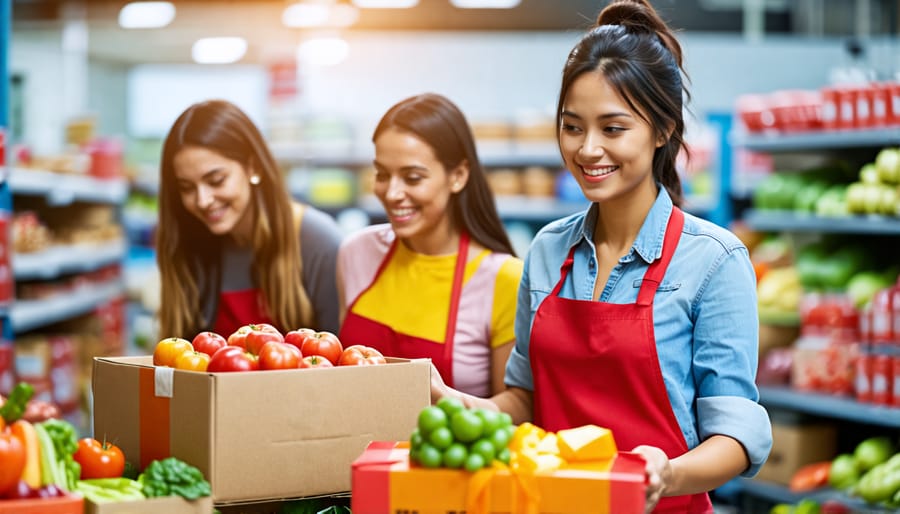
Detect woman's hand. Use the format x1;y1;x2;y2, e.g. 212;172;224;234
631;445;673;513
430;362;453;404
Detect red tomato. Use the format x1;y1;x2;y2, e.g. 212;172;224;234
788;461;831;492
295;331;344;366
153;337;193;367
339;345;386;366
191;331;227;356
73;438;125;479
284;328;316;351
300;355;334;369
245;326;285;356
227;325;253;349
208;346;259;372
174;350;211;372
258;341;302;370
0;426;26;496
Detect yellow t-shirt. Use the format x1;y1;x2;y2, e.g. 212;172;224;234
338;224;523;396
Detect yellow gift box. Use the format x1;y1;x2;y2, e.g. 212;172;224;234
351;441;646;514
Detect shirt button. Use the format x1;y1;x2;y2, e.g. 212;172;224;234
589;260;595;268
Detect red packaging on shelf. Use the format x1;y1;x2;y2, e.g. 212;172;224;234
871;83;891;127
871;284;897;344
871;354;893;406
893;355;900;408
853;85;873;128
837;87;857;129
887;81;900;125
855;351;873;403
820;87;840;130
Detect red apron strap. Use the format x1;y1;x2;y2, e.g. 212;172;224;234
442;232;470;386
637;208;684;306
550;246;578;297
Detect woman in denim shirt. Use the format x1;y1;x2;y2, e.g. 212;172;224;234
430;1;772;512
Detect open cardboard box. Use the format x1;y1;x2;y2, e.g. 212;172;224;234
84;495;213;514
92;356;430;504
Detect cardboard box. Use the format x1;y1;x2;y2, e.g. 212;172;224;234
85;495;213;514
92;356;430;504
755;420;837;485
351;441;645;514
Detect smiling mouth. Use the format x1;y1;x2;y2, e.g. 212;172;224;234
582;165;618;177
390;207;415;219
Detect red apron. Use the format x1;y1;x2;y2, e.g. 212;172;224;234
530;208;712;514
339;233;469;388
213;288;275;337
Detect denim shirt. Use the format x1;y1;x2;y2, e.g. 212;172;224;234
505;188;772;477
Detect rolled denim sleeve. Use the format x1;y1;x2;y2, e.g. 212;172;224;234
697;396;772;477
692;246;772;477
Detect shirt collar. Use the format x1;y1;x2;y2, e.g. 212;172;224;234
570;186;675;264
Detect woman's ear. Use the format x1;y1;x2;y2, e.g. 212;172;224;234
450;160;470;193
656;124;675;148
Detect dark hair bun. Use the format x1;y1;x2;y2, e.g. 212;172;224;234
595;0;683;68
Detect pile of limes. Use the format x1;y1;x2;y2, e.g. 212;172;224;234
409;397;515;472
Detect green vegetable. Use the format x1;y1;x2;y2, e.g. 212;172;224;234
856;459;900;504
39;418;81;491
854;436;895;473
0;382;34;423
829;453;860;490
137;457;211;500
75;477;145;503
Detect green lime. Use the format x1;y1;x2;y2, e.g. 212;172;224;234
410;428;423;450
437;396;466;419
470;438;496;464
428;426;454;450
443;443;468;469
496;447;510;465
498;412;513;427
417;406;448;435
475;409;502;436
450;410;484;443
464;452;486;472
418;442;443;469
409;446;419;464
489;426;511;451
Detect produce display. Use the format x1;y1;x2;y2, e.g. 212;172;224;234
0;382;212;508
153;323;386;372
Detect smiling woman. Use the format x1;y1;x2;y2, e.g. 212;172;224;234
156;99;345;340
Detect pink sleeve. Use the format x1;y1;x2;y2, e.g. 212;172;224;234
337;224;394;309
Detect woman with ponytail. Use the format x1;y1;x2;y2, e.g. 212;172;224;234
431;2;771;511
158;99;344;339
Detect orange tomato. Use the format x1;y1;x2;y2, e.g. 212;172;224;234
174;350;211;372
153;337;193;367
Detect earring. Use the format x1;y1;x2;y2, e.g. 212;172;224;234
454;182;461;190
250;175;261;185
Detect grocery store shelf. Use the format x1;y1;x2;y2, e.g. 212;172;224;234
10;279;125;333
271;140;564;169
358;194;589;223
731;127;900;152
8;167;128;205
758;385;900;428
744;209;900;235
734;478;899;512
12;239;126;280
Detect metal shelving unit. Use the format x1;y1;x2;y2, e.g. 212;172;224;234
12;239;127;280
731;127;900;152
759;385;900;428
744;209;900;235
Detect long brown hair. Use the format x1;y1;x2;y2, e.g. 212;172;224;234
557;0;690;206
373;93;516;256
157;99;313;337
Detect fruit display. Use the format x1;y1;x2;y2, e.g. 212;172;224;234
410;398;513;472
152;323;388;372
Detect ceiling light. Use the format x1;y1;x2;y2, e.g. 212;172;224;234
352;0;419;7
118;1;176;29
297;37;349;67
192;37;248;64
282;1;359;28
450;0;520;7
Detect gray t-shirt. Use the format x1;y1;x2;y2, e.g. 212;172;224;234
210;205;343;334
